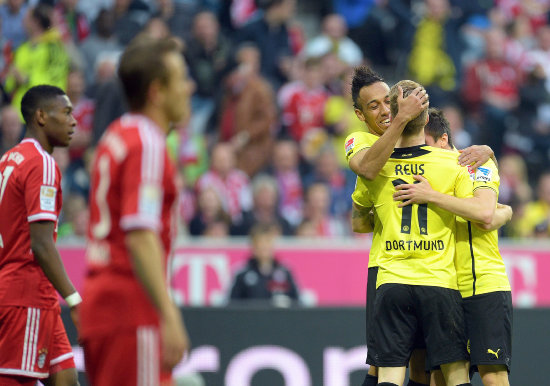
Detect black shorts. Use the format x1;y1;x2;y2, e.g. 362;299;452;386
365;267;378;365
463;291;512;372
372;283;468;369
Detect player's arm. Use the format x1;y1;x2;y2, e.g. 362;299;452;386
351;202;375;233
126;229;190;368
457;145;497;170
474;203;512;231
392;175;497;226
30;221;78;298
349;87;428;180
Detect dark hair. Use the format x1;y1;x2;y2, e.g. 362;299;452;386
117;36;183;111
255;0;285;11
351;66;384;110
389;80;428;136
425;107;454;149
31;3;53;31
249;222;281;239
21;85;66;124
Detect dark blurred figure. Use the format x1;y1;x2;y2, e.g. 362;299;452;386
229;223;299;306
112;0;152;46
186;10;232;134
0;105;23;155
236;0;296;90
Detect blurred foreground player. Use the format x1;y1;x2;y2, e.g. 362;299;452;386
80;36;191;385
0;85;79;386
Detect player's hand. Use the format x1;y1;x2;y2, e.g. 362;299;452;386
392;175;433;207
458;145;493;169
396;86;429;122
161;304;190;370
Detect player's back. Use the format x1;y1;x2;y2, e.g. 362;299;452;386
0;139;61;308
365;145;471;290
82;113;177;337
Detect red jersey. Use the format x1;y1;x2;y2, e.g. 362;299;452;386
81;114;177;338
0;138;62;309
283;86;328;142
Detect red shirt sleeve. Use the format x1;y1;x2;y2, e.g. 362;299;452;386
24;154;61;223
119;130;166;233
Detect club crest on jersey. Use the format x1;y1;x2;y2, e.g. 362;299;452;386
40;186;57;211
37;348;48;368
475;166;492;182
345;137;355;155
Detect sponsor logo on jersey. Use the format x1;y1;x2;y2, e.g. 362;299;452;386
345;137;355;155
40;186;57;211
139;184;161;218
475;166;492;182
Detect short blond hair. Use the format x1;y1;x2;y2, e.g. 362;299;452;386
389;80;429;136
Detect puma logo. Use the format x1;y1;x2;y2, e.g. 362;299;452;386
487;348;501;358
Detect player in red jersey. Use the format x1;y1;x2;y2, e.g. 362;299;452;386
79;36;191;386
0;85;79;386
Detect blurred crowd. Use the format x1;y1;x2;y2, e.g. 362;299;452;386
1;0;550;239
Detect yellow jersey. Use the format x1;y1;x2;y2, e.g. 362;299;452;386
364;145;472;289
345;131;381;268
455;160;511;297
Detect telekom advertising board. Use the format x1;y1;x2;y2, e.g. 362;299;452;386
59;240;550;307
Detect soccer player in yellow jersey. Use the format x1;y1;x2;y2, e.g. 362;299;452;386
344;66;430;386
361;79;504;386
394;108;513;386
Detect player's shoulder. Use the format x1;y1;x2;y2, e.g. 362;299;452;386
2;139;53;168
102;114;166;153
345;131;378;159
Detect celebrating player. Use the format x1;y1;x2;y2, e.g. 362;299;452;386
0;85;79;386
394;108;513;386
79;36;192;385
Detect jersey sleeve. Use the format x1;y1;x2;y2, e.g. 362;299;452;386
351;176;373;208
454;164;475;199
344;132;377;163
24;154;61;223
471;159;499;196
119;133;166;233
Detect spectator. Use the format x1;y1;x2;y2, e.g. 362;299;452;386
440;104;472;149
4;3;70;114
301;182;347;237
232;174;294;236
195;142;253;224
515;171;550;238
112;0;152;46
305;13;363;66
215;44;277;177
79;8;123;86
66;68;94;164
229;223;299;305
303;146;356;219
186;10;232;134
188;187;231;236
0;105;23;156
58;193;89;238
462;27;522;157
155;0;199;42
53;0;90;43
408;0;464;106
270;139;304;227
236;0;296;90
283;56;328;143
0;0;28;49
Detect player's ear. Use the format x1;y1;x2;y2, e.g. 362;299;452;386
148;78;163;107
354;108;365;122
36;108;47;127
425;113;429;124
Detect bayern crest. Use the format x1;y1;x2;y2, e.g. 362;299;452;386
37;348;48;369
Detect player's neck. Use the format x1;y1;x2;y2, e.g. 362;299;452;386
25;130;52;154
139;106;170;135
396;132;425;148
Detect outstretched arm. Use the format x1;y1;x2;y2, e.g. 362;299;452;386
349;87;429;180
392;175;497;226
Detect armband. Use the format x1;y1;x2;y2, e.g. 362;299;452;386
64;292;82;308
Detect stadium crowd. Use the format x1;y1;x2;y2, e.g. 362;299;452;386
1;0;550;239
